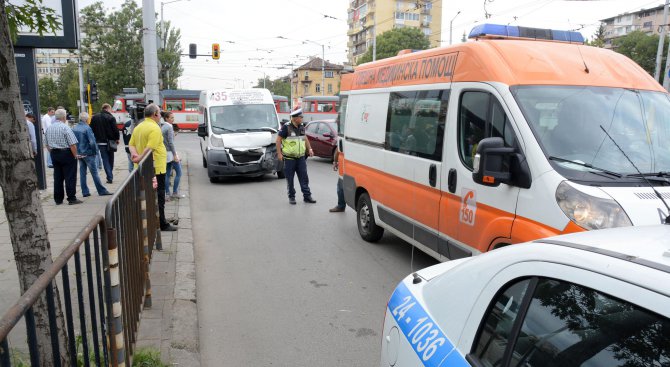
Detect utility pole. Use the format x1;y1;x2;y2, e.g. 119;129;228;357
77;54;86;115
142;0;160;103
655;0;670;82
372;14;377;62
450;11;461;45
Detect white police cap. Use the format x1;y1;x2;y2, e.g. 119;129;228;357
290;108;303;117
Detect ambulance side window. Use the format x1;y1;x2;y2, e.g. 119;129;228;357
385;90;448;161
459;92;517;170
337;96;347;136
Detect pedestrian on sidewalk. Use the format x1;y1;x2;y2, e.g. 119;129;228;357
276;107;316;205
129;103;177;231
73;112;112;197
90;103;119;184
25;113;38;157
122;118;137;172
329;144;346;213
45;108;82;205
161;111;185;199
41;106;55;167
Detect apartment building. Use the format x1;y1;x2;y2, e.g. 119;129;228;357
291;57;344;105
34;48;77;79
347;0;442;64
601;3;665;48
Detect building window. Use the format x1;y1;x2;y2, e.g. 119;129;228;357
303;85;309;94
328;84;333;93
644;21;652;28
304;71;309;78
423;28;431;36
325;70;334;78
316;83;321;93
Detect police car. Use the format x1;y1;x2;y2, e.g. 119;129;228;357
381;225;670;367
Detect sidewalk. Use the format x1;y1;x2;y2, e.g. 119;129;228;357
0;152;199;365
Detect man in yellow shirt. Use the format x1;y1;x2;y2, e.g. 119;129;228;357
129;103;176;231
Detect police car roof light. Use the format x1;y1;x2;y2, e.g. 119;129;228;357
468;24;585;44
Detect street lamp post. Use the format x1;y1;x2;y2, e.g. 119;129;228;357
449;10;461;45
305;40;325;96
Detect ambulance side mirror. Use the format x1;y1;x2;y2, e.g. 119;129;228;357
472;137;513;187
197;124;208;138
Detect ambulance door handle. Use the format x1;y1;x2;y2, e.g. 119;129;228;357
448;168;457;193
429;164;437;187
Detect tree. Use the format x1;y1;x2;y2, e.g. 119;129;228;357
612;30;666;77
158;20;183;90
1;0;70;365
253;75;291;97
80;0;183;102
587;23;607;48
356;27;431;65
38;76;59;111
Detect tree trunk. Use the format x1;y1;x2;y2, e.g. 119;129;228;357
0;2;70;366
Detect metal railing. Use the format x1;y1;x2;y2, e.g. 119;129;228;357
0;151;159;367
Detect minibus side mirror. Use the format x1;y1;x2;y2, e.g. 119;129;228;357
473;137;532;188
197;124;208;138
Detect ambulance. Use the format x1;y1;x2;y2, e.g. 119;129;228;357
197;88;283;182
339;24;670;261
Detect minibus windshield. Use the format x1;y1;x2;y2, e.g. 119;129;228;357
513;86;670;176
209;104;277;133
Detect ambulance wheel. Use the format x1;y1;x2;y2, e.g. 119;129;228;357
357;193;383;242
202;155;208;168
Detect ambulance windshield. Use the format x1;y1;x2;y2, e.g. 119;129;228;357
513;86;670;176
209;104;277;133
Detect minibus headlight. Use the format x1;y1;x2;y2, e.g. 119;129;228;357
555;181;632;230
210;134;225;148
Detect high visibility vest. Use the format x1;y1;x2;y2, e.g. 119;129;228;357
281;123;306;158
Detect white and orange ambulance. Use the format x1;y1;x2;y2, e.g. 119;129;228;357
338;24;670;261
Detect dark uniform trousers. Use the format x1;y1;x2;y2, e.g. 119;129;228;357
283;156;311;199
51;149;78;204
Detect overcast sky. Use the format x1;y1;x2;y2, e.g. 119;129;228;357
77;0;665;91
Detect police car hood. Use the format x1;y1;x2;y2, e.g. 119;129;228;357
220;132;273;149
414;258;473;282
600;186;670;225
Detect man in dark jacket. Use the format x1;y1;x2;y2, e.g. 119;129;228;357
90;103;119;183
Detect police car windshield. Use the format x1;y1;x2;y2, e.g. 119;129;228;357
513;86;670;176
209;104;277;133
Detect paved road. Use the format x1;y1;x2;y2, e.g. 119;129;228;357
180;133;437;366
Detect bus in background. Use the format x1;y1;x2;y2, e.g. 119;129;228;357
301;95;339;122
161;89;201;131
111;88;145;129
273;95;291;124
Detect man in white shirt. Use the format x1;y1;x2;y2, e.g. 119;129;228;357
41;107;55;167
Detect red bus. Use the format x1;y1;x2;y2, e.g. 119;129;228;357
300;95;339;122
273;94;291;123
160;89;201;131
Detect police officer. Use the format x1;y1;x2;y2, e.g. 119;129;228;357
276;108;316;205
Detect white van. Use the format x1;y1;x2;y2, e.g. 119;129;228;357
197;88;284;182
339;24;670;261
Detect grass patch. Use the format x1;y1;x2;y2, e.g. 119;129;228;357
133;348;168;367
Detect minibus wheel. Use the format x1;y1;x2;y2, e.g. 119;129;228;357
357;193;383;242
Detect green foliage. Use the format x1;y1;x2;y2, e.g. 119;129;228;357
38;77;59;113
356;27;431;65
5;0;60;41
612;30;667;78
132;348;168;367
158;20;183;90
79;0;182;104
587;23;606;48
9;348;29;367
254;76;291;97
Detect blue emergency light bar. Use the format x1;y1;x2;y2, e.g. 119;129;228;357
468;24;585;44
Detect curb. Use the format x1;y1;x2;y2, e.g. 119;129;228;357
168;156;201;366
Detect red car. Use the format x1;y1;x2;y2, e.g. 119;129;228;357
305;119;338;160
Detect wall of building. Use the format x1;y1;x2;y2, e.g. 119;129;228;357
34;49;75;79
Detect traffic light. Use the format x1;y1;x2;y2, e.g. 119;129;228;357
212;43;220;60
90;80;98;102
189;43;197;59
